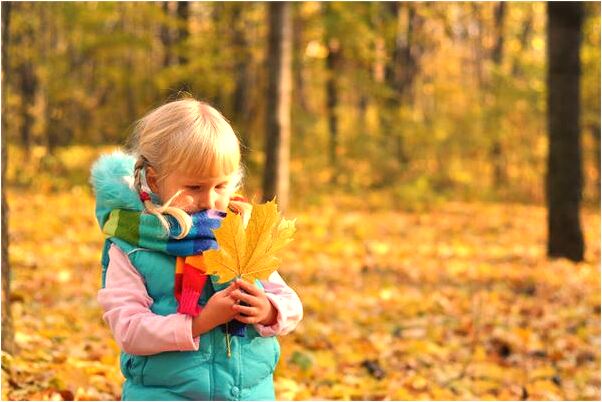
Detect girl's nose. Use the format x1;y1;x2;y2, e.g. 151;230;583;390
197;189;215;210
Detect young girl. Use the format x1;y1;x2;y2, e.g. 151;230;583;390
91;98;303;401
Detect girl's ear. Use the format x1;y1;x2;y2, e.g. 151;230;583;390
146;166;160;193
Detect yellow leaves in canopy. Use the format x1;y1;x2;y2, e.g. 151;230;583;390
204;200;296;284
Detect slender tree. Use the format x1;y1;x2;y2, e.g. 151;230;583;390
175;1;190;93
546;2;584;262
323;3;342;183
176;2;189;66
120;4;138;124
292;4;309;113
512;4;534;77
262;2;292;212
160;2;174;69
15;3;37;158
2;1;15;354
489;2;507;188
384;2;421;168
231;3;252;162
582;3;601;201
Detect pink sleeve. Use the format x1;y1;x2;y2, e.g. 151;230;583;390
97;244;200;356
254;271;303;337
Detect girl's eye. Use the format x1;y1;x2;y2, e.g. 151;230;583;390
186;185;201;191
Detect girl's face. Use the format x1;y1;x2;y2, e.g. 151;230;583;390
147;167;237;214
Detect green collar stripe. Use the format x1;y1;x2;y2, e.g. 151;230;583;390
102;210;120;238
113;210;140;246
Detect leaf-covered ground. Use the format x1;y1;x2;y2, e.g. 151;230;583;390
2;188;600;400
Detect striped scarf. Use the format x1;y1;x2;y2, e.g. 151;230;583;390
103;207;223;313
103;208;224;257
103;201;249;336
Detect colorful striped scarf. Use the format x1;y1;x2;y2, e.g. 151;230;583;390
103;204;248;336
103;208;224;256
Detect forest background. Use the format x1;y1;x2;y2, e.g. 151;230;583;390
1;2;600;401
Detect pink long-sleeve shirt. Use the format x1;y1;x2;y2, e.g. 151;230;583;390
97;244;303;356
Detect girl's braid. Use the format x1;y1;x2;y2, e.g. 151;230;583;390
133;156;148;194
132;155;191;239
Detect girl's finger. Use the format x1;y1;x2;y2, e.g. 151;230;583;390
231;289;257;306
232;304;257;316
235;279;262;296
223;282;237;296
234;314;258;324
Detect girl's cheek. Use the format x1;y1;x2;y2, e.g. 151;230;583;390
174;195;194;209
217;195;230;211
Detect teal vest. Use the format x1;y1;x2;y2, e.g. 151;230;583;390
103;238;280;401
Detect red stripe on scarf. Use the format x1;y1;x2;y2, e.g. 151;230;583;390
175;255;208;316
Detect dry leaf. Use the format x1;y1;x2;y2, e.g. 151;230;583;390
204;200;296;283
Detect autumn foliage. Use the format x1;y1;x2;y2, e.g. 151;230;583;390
2;3;601;399
2;147;600;400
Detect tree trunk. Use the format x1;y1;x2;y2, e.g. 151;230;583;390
323;3;341;184
14;3;37;156
512;4;534;77
491;2;505;66
262;2;292;212
546;2;584;262
231;3;252;162
490;2;507;189
41;5;61;155
371;3;386;84
18;61;36;157
383;2;418;168
160;2;173;69
176;1;189;65
292;6;309;113
175;1;190;93
2;1;15;355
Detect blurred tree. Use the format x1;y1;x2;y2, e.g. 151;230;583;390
489;2;507;188
385;2;421;168
160;2;174;69
546;2;584;262
262;2;292;212
292;4;309;113
323;2;342;183
40;4;64;154
369;1;422;186
582;2;601;200
121;4;138;125
230;2;253;163
1;2;599;208
208;2;228;109
511;4;533;77
175;1;190;93
2;1;15;355
176;2;189;66
14;2;37;158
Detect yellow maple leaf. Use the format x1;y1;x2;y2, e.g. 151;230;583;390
204;200;296;284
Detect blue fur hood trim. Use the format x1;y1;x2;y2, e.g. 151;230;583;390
90;151;143;227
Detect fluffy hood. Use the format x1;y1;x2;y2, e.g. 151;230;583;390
90;151;144;228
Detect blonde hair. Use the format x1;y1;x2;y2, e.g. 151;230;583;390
128;97;242;239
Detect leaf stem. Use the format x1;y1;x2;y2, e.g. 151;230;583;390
226;323;232;358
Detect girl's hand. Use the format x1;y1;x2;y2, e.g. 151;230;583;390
231;279;278;326
191;282;238;337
